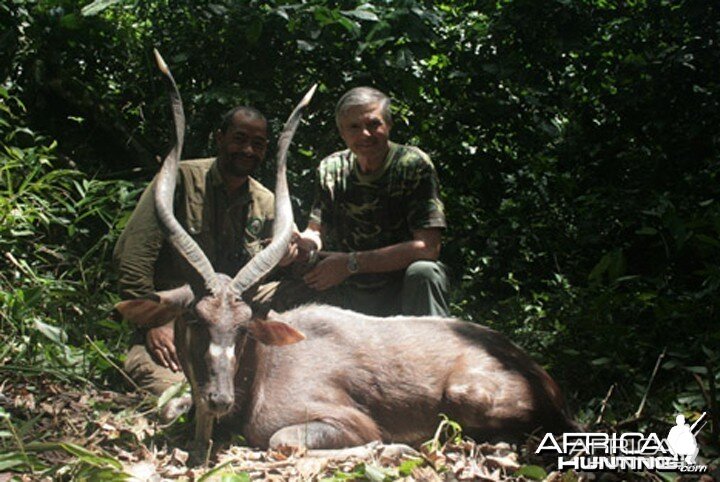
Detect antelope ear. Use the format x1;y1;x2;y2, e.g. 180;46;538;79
249;319;305;346
115;285;194;328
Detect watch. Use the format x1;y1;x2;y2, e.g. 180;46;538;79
347;252;359;274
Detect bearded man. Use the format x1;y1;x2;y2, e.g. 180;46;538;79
115;106;296;396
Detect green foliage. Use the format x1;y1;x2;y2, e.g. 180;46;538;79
421;414;464;454
514;465;548;481
197;461;250;482
321;462;400;482
2;403;126;477
0;87;140;384
397;457;425;477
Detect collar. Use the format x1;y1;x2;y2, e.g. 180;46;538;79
352;141;398;183
209;158;225;187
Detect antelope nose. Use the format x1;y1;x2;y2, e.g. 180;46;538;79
208;392;233;413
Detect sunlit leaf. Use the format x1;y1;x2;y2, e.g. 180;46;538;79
81;0;122;16
343;9;379;22
514;465;547;480
34;320;68;345
398;458;424;476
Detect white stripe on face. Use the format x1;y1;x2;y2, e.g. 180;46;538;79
209;342;235;361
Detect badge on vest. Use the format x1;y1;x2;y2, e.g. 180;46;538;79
247;217;264;237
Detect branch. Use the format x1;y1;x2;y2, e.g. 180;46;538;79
635;347;666;419
595;383;615;426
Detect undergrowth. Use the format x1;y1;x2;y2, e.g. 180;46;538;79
0;87;140;386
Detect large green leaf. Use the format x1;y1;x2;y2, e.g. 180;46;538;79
81;0;122;16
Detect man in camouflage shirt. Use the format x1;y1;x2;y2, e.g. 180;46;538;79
114;106;298;398
294;87;450;316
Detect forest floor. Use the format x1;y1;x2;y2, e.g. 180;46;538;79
0;376;715;481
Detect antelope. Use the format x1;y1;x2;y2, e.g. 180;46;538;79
116;50;577;458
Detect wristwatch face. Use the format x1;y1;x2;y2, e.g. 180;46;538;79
347;252;359;273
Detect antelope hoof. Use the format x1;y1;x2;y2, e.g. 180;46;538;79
188;447;207;467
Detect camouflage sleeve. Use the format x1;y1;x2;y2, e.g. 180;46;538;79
308;165;324;227
406;157;447;231
113;179;165;300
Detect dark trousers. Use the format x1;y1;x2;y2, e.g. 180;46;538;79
319;260;450;317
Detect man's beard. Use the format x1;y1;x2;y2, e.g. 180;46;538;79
220;154;260;177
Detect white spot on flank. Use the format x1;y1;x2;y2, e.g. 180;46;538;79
209;343;235;361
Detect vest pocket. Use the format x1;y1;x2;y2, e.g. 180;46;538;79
185;201;214;257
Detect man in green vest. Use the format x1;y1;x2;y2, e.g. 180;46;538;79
114;106;298;397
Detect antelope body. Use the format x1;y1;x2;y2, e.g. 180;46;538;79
116;51;575;456
225;304;574;450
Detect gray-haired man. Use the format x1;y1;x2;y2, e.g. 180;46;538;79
292;87;450;317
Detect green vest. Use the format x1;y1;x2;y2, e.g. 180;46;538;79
114;158;275;299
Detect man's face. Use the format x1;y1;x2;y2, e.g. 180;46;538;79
215;112;268;178
338;103;391;161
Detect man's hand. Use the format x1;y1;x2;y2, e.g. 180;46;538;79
295;230;321;253
279;230;321;266
278;234;300;266
303;252;350;290
146;323;181;372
